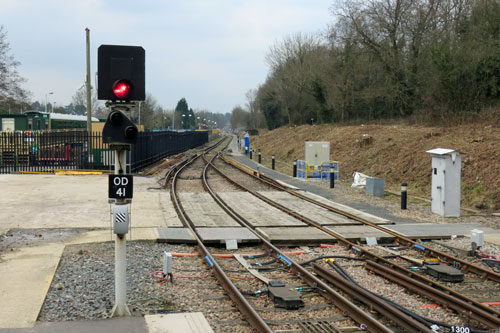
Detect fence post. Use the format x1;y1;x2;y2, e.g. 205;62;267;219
293;159;297;178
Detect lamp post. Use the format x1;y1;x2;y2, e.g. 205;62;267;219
45;92;53;113
197;116;200;129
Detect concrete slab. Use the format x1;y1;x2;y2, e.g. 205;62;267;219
256;227;335;244
0;243;64;328
0;174;167;230
145;312;213;333
218;192;306;228
298;190;393;225
196;227;260;243
258;191;360;226
0;317;148;333
160;192;183;227
326;225;394;241
178;192;240;227
156;227;196;243
384;223;498;239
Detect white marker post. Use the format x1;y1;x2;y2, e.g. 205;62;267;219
110;148;132;317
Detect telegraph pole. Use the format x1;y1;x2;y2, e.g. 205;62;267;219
85;28;93;164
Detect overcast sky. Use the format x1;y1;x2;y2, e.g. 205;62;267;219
2;0;333;113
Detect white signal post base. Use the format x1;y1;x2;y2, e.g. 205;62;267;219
111;148;131;317
110;233;131;317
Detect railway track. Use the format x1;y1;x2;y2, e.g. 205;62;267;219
210;141;500;331
163;135;500;332
215;153;500;325
169;142;403;332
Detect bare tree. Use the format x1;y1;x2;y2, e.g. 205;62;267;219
0;26;30;104
71;86;99;115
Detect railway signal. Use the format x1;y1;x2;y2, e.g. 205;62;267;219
97;44;146;319
102;110;138;145
97;45;145;102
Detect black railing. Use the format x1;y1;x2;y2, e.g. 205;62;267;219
0;130;208;174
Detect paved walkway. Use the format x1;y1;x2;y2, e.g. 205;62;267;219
0;174;169;329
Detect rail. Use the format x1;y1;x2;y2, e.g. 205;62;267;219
203;154;420;332
218;153;500;330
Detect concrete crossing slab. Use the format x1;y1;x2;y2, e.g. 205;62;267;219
256;227;335;244
292;190;393;225
178;192;240;227
258;191;360;226
145;313;213;333
196;227;260;244
218;192;307;228
384;223;499;239
326;225;393;240
161;192;183;227
156;227;196;243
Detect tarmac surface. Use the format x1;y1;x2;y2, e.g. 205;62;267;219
0;135;499;332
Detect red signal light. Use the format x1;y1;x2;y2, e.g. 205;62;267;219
113;80;131;99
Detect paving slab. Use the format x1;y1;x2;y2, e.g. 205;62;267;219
0;174;167;230
0;243;64;328
326;225;394;241
258;191;360;226
0;317;148;333
298;191;393;225
156;227;196;243
384;223;498;239
218;192;306;228
178;192;240;227
145;313;213;333
196;227;260;244
160;192;183;227
256;227;335;244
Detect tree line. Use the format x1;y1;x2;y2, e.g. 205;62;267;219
233;0;499;130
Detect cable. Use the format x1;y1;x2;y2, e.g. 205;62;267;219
251;258;278;266
325;262;488;333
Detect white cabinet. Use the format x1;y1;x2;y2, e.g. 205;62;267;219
426;148;461;217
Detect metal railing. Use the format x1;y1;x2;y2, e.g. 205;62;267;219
0;130;208;174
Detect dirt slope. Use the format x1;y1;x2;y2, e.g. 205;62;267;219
248;122;500;211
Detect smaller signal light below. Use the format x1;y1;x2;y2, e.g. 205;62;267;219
113;80;131;100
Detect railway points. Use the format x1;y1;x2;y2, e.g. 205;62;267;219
1;134;500;332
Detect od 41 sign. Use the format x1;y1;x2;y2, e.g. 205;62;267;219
109;175;133;199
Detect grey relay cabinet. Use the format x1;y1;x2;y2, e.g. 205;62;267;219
305;141;330;166
426;148;461;217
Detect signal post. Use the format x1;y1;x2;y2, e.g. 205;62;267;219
98;44;145;317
